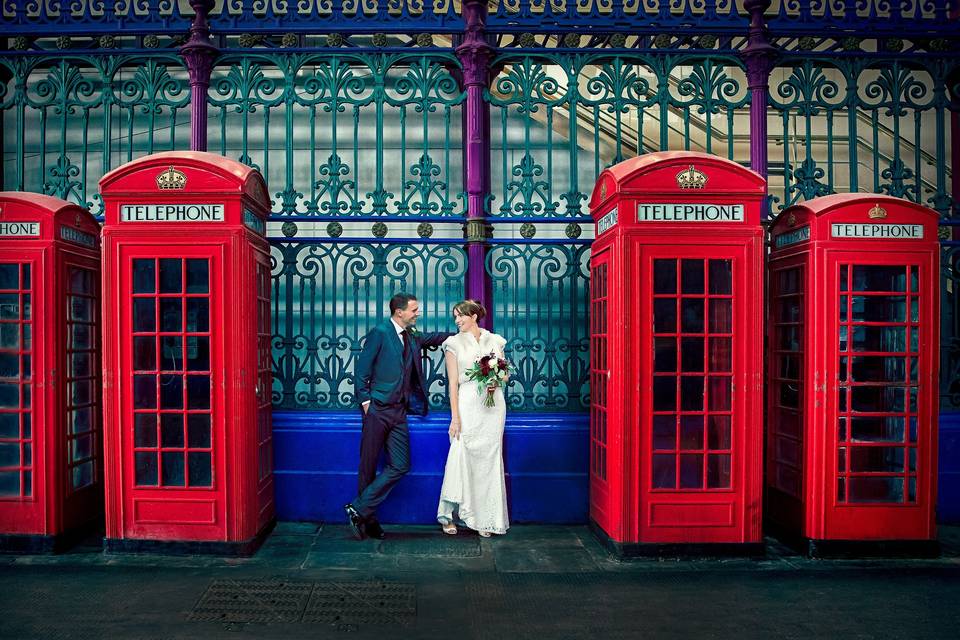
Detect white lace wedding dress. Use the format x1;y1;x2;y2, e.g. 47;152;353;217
436;329;510;535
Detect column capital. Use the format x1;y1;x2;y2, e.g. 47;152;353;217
740;0;777;90
181;44;217;86
180;0;218;86
180;0;217;152
455;0;494;87
742;47;776;91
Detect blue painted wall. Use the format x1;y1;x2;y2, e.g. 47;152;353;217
939;412;960;524
273;411;589;524
274;410;960;525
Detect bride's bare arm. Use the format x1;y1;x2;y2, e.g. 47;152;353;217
445;350;461;439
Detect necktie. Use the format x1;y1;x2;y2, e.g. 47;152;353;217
401;329;409;358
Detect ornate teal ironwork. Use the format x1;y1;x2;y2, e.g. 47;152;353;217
486;243;591;411
770;59;842;208
488;53;750;218
395;153;453;215
270;241;467;410
0;53;190;214
880;158;918;200
313;153;361;215
674;56;750;157
500;152;551;217
208;51;465;217
582;56;652;166
789;158;833;201
769;56;956;216
42;154;83;200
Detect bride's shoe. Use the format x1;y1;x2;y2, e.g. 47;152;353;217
442;523;458;535
478;530;492;538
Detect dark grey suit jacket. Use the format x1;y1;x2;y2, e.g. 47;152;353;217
353;320;451;416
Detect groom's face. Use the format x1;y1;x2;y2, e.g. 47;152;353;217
396;299;420;328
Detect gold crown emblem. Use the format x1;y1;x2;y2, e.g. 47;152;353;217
676;165;707;189
156;166;187;190
868;203;887;219
600;182;607;200
787;213;796;226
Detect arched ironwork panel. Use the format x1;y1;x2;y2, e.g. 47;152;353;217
486;242;591;411
487;52;751;219
770;56;955;217
0;54;190;215
207;52;466;217
270;240;467;410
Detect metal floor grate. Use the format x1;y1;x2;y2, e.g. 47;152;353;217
303;582;416;626
188;579;416;626
188;579;314;623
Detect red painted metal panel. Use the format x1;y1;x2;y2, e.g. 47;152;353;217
99;152;273;545
768;194;939;544
589;153;766;547
0;192;102;541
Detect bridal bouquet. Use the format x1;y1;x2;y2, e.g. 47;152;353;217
464;351;514;407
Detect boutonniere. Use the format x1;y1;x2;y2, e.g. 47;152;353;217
406;325;420;338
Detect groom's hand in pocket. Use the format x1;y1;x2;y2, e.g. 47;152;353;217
449;417;461;440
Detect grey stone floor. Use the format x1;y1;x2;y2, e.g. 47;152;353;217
2;524;960;639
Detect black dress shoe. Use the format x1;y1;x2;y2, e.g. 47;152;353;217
366;519;385;540
344;504;366;540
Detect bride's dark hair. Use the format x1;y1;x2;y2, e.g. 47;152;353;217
453;299;486;321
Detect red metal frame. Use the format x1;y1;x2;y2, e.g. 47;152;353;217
766;253;808;534
589;249;614;534
99;152;273;547
767;194;939;545
0;193;102;545
588;152;766;547
116;245;225;540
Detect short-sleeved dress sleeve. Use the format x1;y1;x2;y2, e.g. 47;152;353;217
441;335;457;355
490;333;507;355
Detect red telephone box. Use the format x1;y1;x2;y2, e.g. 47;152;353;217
99;152;274;554
0;193;102;552
588;152;766;554
767;194;940;556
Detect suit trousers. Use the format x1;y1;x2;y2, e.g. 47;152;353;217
352;401;410;520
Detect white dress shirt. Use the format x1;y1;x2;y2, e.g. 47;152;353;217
390;318;406;345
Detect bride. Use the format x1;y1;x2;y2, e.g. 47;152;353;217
436;300;509;537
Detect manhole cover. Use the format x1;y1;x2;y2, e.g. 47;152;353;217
302;581;416;626
189;579;314;623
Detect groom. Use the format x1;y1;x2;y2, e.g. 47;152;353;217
345;293;452;540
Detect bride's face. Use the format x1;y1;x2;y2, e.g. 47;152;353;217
453;309;478;332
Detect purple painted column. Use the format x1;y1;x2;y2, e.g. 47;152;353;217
180;0;217;152
741;0;776;212
457;0;494;328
